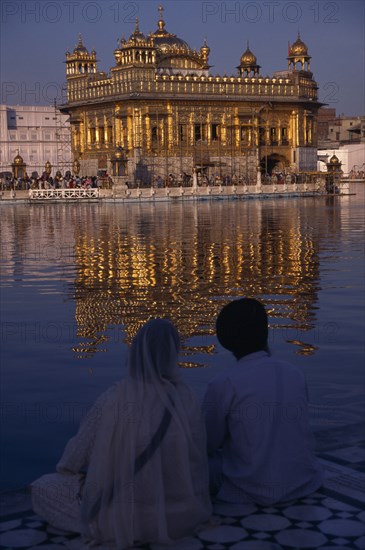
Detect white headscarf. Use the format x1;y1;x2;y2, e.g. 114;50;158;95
81;319;211;548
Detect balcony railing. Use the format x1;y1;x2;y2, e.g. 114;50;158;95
29;189;99;200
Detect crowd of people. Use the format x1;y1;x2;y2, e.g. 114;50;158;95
129;171;300;188
32;298;323;549
0;171;113;191
2;168;327;193
348;168;365;179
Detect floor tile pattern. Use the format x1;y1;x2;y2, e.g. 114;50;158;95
1;430;364;549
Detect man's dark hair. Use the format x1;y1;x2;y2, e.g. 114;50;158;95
216;298;268;360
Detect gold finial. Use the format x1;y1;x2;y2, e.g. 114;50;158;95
77;33;83;47
201;36;210;57
135;17;140;32
158;5;165;30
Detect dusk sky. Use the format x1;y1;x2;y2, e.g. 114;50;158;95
1;0;364;115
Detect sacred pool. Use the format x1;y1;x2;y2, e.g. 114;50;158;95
0;185;364;490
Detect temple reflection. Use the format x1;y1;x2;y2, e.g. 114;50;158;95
71;200;322;358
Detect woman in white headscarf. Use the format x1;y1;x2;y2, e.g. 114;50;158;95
32;319;211;548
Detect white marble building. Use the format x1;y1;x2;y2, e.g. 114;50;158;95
0;104;72;177
318;142;365;176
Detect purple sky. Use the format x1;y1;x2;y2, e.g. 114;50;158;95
1;0;364;115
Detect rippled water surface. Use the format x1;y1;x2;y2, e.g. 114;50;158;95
1;185;364;489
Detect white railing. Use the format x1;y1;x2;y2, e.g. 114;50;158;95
29;188;99;200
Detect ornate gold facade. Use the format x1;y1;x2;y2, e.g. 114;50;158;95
61;7;320;183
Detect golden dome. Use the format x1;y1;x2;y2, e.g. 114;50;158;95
13;153;24;164
151;5;191;53
329;154;340;164
128;18;146;43
240;42;257;65
73;34;88;54
289;33;308;56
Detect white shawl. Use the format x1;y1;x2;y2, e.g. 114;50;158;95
80;319;211;548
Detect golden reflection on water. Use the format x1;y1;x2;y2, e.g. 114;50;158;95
2;187;361;365
70;200;322;357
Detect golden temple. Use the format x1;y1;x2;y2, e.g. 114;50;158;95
61;6;320;185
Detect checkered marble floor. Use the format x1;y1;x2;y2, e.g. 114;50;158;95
1;425;364;550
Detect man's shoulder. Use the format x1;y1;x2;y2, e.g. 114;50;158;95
209;353;304;384
266;355;305;378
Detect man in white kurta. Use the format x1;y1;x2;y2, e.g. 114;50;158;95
203;298;323;506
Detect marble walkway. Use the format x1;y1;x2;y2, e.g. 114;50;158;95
1;422;364;550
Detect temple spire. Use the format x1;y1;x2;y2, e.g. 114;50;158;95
158;5;165;31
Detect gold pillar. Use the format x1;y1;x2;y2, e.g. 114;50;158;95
159;117;165;149
133;109;141;148
86;120;92;147
303;112;307;145
115;116;120;146
265;119;270;145
145;114;151;151
189;112;194;146
248;125;252;147
290;111;297;147
207;110;212;144
127;113;133;149
234;114;240;148
221;111;227;146
104;115;108;143
110;117;115;147
167;106;173;150
80;118;85;152
95;117;100;144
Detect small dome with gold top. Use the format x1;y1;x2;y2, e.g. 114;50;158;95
289;32;308;56
13;152;24;165
237;41;260;77
128;18;146;44
200;37;210;57
287;32;311;72
199;37;210;66
240;42;257;66
329;154;341;164
73;34;88;54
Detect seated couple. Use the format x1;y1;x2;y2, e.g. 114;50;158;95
32;298;323;548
